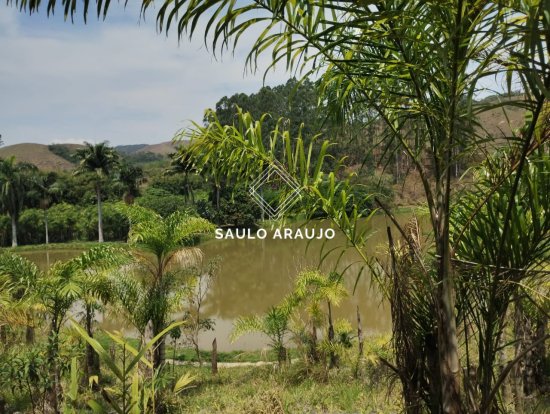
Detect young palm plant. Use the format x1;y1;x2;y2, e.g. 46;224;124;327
0;246;126;414
112;205;215;370
450;148;550;412
231;304;294;368
72;321;194;414
289;270;348;367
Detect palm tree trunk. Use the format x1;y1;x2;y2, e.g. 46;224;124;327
211;338;218;375
354;306;364;378
0;325;6;346
309;324;318;363
188;174;195;204
10;214;17;247
85;305;100;388
152;333;167;414
25;326;35;345
327;301;338;368
46;321;61;414
44;209;49;245
153;336;166;369
277;345;287;368
96;185;104;243
436;219;462;414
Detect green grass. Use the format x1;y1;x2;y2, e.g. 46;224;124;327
167;347;280;363
94;331;140;350
9;241;127;252
95;333;277;363
170;363;402;414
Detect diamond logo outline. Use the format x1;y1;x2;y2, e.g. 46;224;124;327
249;164;302;219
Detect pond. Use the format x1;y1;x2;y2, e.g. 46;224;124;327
21;212;421;351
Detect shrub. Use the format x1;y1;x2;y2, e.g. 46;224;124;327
19;209;46;244
197;186;261;227
48;203;80;242
136;187;187;217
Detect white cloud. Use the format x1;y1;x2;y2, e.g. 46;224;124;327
0;4;292;146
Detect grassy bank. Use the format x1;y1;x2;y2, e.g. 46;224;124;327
8;241;127;252
171;363;401;413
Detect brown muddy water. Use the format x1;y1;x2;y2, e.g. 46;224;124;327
21;212;424;351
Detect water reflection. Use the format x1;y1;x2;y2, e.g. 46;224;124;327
20;213;416;351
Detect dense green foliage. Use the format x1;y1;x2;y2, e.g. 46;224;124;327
196;186;261;227
0;157;38;246
3;1;549;414
213;78;322;142
0;76;392;247
48;145;76;164
0;203;129;246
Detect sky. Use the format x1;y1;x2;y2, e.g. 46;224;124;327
0;3;290;146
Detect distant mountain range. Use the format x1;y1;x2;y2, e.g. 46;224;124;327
0;141;179;171
0;95;527;172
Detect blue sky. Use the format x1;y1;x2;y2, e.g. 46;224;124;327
0;3;289;146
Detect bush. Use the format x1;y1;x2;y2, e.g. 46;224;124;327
48;203;80;242
71;203;129;242
149;175;189;196
136;188;188;217
19;209;46;244
197;186;261;227
0;215;11;246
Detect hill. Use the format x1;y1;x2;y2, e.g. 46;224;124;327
115;141;181;157
135;141;178;155
115;144;148;154
0;143;75;171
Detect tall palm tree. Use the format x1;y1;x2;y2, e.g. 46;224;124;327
75;142;119;242
112;205;214;370
0;157;37;247
34;171;61;245
168;148;196;203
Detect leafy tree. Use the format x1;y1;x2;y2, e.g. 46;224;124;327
74;142;120;242
1;202;130;246
167;148;197;203
182;258;219;366
136;187;188;218
196;186;261;227
0;157;37;247
48;144;76;164
213;78;325;143
118;160;145;205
